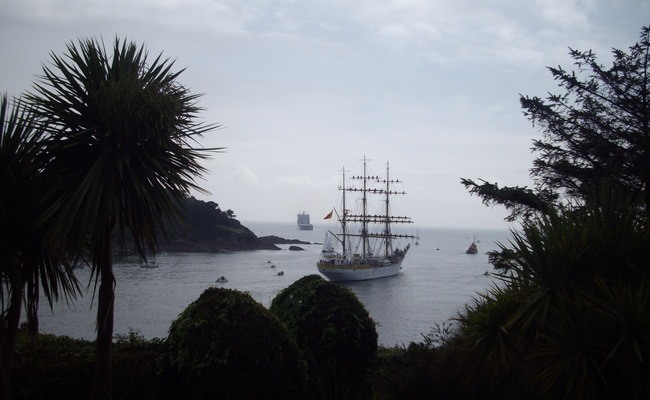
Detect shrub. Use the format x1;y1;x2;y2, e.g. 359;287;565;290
371;344;441;400
112;331;165;400
163;287;307;400
270;274;378;399
455;186;650;399
11;333;94;400
11;331;162;400
372;339;544;400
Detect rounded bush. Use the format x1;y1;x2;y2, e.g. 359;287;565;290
270;274;378;399
163;287;307;400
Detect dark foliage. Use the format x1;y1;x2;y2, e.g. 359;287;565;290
1;94;80;399
455;186;650;400
371;344;443;400
11;332;162;400
152;196;272;252
25;36;217;399
183;197;235;241
163;287;307;400
270;275;378;400
371;341;543;400
458;26;650;397
522;27;650;209
460;178;557;222
462;25;650;220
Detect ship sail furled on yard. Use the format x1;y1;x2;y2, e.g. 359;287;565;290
317;157;415;281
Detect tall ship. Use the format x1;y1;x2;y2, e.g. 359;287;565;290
317;157;415;281
297;212;313;230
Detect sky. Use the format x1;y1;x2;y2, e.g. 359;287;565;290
1;1;649;230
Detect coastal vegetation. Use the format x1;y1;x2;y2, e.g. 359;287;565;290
25;37;218;400
3;22;650;400
462;25;650;221
163;287;307;399
11;332;162;400
0;94;82;399
1;37;218;399
154;196;268;252
456;25;650;399
271;275;377;400
454;186;650;399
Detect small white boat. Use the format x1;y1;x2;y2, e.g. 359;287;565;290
140;261;159;268
215;276;228;283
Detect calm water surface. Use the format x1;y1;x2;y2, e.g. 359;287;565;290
38;222;510;346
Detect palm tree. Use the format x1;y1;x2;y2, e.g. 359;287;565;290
26;38;218;400
0;94;80;399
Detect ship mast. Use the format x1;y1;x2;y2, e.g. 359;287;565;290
340;157;415;258
341;166;347;257
362;156;369;256
384;161;391;258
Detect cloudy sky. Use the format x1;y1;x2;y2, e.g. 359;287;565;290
2;1;648;230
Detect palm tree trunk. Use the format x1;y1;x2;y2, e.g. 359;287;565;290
92;234;115;400
26;279;39;335
0;281;24;400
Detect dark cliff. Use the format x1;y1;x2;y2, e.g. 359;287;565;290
155;197;281;253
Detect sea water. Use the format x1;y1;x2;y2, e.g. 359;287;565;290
36;222;511;347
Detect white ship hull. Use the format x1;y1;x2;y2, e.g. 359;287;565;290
317;261;403;282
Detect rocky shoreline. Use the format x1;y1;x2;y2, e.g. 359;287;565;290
155;234;312;254
121;197;317;254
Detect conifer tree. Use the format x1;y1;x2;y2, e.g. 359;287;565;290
462;25;650;219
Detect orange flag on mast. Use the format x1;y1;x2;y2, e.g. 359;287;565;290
324;210;333;219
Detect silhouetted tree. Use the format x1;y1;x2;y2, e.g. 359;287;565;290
26;38;218;400
462;25;650;220
0;94;80;399
456;184;650;399
456;25;650;399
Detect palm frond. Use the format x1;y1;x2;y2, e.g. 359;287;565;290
1;93;81;314
27;35;221;270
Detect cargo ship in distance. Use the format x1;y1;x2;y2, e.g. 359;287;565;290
297;211;313;230
317;157;415;282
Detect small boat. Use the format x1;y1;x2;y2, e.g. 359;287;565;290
277;271;284;276
466;242;478;254
215;276;228;283
140;260;159;268
317;157;415;282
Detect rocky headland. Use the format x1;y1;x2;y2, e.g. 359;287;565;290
150;197;311;253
